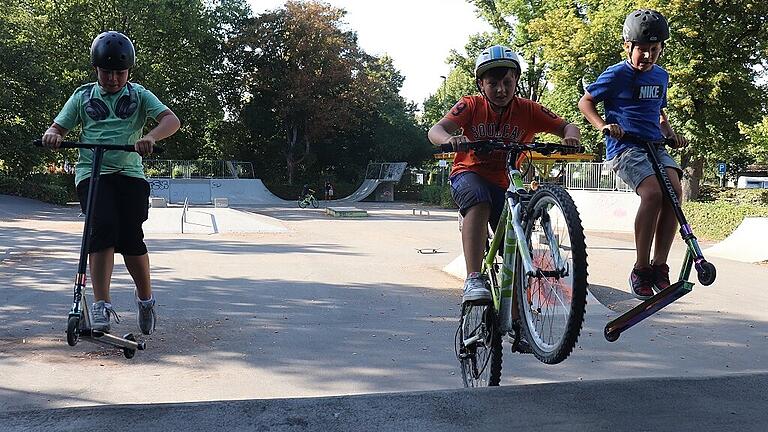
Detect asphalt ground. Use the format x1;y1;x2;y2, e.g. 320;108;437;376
1;194;766;430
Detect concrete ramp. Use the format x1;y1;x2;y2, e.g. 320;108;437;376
705;217;768;263
148;179;287;205
143;208;287;234
2;374;766;431
335;179;381;202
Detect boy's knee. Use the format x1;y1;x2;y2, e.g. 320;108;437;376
638;184;663;206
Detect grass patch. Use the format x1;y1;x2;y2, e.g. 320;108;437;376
683;201;768;241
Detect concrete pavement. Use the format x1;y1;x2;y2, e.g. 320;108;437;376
1;194;767;429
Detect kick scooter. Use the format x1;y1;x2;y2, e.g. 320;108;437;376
34;139;162;358
603;133;717;341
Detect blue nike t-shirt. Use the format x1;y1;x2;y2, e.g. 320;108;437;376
587;61;668;160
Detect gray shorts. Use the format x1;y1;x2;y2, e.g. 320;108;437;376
609;145;682;193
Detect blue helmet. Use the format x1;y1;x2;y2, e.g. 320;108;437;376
474;45;522;79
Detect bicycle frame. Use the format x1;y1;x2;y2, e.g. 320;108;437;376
481;156;566;336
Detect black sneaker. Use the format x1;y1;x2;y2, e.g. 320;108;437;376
629;267;655;300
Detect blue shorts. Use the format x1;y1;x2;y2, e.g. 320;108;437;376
610;145;682;193
76;174;150;255
449;171;506;230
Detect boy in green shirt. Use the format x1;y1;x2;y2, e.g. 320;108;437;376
41;31;180;334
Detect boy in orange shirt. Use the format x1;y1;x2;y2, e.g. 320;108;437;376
428;45;580;304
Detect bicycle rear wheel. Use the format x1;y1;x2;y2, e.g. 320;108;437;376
455;303;502;387
517;185;587;364
298;199;307;208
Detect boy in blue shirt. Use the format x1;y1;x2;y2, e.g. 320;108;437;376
41;31;180;334
578;10;688;299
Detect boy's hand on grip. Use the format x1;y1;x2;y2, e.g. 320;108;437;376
446;135;469;152
41;132;63;149
135;135;155;155
601;124;624;139
668;133;688;149
562;136;580;148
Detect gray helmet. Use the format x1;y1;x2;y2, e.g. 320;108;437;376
90;31;136;70
474;45;522;79
623;10;669;43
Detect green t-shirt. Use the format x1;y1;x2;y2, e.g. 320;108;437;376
54;82;169;185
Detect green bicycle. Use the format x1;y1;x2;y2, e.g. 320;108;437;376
442;140;589;387
298;190;319;208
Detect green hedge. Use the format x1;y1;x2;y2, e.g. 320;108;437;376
696;185;768;206
0;174;76;205
421;184;457;208
683;201;768;241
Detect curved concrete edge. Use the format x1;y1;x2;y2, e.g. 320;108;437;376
704;217;768;263
144;208;288;234
2;373;766;431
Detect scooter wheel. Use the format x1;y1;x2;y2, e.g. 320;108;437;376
123;333;137;359
696;261;717;286
66;316;80;347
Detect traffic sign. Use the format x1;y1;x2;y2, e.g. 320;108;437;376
718;163;726;176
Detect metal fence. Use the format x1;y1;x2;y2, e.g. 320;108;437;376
564;162;633;192
143;160;255;179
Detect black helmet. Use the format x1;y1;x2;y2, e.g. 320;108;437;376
622;10;669;43
90;31;136;70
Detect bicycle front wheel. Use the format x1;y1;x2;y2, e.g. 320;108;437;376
455;303;502;387
310;197;319;208
517;185;587;364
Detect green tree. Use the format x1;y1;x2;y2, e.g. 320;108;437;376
230;1;427;185
0;0;250;180
524;0;768;199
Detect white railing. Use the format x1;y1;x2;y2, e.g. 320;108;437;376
564;162;633;192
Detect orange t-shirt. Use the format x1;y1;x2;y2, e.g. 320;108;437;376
443;95;566;188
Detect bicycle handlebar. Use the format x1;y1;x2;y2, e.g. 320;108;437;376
33;139;165;154
434;140;584;156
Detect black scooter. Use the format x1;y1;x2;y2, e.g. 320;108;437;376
34;139;162;358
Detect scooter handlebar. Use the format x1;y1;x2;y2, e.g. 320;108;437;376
33;139;165;154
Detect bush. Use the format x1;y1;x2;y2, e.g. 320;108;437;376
696;185;768;206
0;173;75;205
421;184;457;208
683;201;768;241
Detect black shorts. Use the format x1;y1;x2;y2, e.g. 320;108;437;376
449;171;506;230
76;174;150;255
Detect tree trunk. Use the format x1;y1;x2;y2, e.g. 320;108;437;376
681;155;704;202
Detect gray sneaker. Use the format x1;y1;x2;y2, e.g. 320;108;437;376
462;272;492;305
136;294;156;335
91;300;119;333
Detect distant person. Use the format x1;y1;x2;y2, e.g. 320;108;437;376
40;31;180;334
324;181;334;200
578;10;688;299
427;45;580;305
301;184;312;199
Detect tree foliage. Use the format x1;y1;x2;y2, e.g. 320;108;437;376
425;0;767;197
1;0;428;188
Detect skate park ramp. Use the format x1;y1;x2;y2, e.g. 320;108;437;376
144;207;287;234
2;373;767;431
335;179;381;202
704;217;768;263
148;179;285;205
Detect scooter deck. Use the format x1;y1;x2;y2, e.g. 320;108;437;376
604;280;694;342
